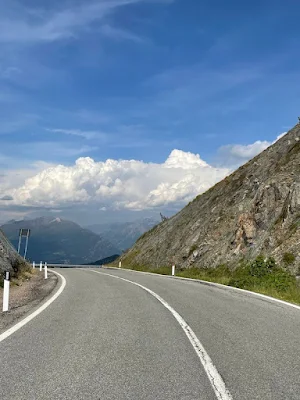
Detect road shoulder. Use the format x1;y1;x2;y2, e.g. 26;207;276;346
0;271;58;333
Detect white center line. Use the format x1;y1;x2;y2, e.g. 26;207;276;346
90;269;233;400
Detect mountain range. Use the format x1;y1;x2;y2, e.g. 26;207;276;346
1;217;119;265
87;217;159;252
121;124;300;273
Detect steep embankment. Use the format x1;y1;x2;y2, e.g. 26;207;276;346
122;124;300;273
0;229;29;279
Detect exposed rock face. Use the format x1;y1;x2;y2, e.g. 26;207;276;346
122;124;300;273
0;229;27;275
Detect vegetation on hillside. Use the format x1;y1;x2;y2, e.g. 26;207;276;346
0;258;31;288
118;256;300;305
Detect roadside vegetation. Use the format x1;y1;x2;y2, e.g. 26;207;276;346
0;258;32;288
120;256;300;305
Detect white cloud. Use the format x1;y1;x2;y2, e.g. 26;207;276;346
220;140;271;160
8;150;230;210
0;161;54;200
217;133;286;167
2;133;286;214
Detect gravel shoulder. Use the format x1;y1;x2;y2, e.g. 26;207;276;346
0;270;58;333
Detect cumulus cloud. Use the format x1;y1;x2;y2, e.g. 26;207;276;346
217;133;286;168
9;150;230;211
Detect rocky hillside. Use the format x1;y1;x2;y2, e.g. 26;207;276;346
1;217;119;265
122;124;300;273
0;229;29;277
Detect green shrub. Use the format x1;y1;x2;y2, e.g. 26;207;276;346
283;252;295;265
189;244;198;256
11;258;31;277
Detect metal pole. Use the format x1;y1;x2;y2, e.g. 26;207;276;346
17;233;22;254
23;232;29;260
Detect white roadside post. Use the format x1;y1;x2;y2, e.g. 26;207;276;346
44;262;48;279
32;261;35;269
2;271;10;312
119;261;122;269
172;264;175;276
40;261;43;272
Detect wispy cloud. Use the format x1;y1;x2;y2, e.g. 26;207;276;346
101;24;145;43
0;0;169;44
47;128;108;140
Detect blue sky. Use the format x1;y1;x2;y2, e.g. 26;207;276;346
0;0;299;224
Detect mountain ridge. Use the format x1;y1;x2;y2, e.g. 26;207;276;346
87;217;159;252
1;217;119;265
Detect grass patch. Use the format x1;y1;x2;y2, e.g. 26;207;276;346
117;256;300;305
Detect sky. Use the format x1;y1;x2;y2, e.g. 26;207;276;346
0;0;299;225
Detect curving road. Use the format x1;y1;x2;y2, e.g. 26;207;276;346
0;267;299;399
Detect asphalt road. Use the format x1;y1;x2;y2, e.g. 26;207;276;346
0;267;299;399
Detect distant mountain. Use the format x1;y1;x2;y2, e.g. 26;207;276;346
1;217;119;265
87;217;159;252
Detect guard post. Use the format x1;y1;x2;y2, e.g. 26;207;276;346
3;271;10;312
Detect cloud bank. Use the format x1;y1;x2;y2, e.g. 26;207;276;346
8;150;230;211
1;133;285;217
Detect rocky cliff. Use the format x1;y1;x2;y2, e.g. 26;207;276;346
0;229;28;277
122;124;300;273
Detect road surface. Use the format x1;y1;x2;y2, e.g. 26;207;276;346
0;267;299;399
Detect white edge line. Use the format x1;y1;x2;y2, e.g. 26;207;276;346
0;270;66;343
104;266;300;311
90;269;233;400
